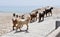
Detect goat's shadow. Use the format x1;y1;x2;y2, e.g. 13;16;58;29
14;30;29;34
44;15;52;18
30;20;37;23
56;32;60;37
38;20;44;23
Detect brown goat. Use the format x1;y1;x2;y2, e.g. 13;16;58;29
15;14;31;31
12;13;18;30
30;11;38;23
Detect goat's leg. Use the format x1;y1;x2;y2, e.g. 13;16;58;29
30;18;32;23
36;17;37;21
13;24;16;30
49;12;50;16
26;24;28;31
16;25;19;32
19;27;22;31
46;13;47;17
51;11;52;16
13;26;14;30
16;27;18;32
20;25;23;31
42;16;44;21
38;17;41;22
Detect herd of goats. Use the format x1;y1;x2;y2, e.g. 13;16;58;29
12;6;54;32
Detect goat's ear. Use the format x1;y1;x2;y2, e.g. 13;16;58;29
19;16;21;17
16;15;18;17
36;11;38;14
13;13;15;16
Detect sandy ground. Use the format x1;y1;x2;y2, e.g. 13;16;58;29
0;13;13;36
0;12;25;36
0;7;60;37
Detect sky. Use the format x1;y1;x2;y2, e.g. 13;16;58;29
0;0;60;7
0;0;60;12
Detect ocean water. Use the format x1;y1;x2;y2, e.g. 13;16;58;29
0;6;43;13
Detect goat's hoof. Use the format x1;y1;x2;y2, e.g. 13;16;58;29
25;30;29;33
38;22;40;23
16;30;17;32
38;21;41;22
20;30;22;32
13;29;15;30
25;30;27;31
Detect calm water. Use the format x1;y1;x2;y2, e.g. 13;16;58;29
0;6;43;13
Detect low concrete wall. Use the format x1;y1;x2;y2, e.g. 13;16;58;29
47;27;60;37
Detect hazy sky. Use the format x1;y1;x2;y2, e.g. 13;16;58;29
0;0;60;7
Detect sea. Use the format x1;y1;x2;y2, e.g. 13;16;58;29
0;6;46;13
0;6;59;13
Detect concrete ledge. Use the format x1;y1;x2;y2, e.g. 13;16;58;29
47;27;60;37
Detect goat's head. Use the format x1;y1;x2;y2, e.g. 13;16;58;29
13;13;15;17
16;15;18;18
35;11;38;14
50;7;54;10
